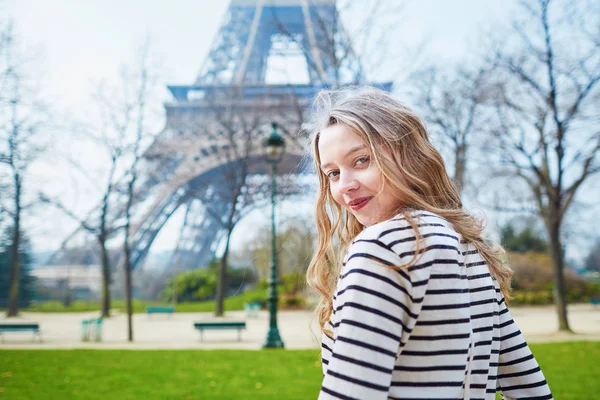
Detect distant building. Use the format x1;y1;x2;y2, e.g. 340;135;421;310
32;265;102;299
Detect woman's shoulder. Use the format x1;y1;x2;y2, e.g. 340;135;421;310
354;209;457;244
343;211;459;288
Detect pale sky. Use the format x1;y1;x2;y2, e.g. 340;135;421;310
8;0;574;261
5;0;520;108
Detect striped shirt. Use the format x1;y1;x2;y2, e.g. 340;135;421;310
320;212;553;400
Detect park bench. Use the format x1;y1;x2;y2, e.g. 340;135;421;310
193;321;247;342
244;302;261;318
591;297;600;308
81;318;103;342
0;323;42;342
147;306;175;317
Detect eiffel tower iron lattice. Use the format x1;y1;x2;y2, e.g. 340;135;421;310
49;0;392;273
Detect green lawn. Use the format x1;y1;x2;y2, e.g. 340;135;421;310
0;348;322;400
19;289;269;314
0;342;597;399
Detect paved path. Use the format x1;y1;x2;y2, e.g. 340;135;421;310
1;304;599;349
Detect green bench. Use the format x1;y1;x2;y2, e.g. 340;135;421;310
244;302;261;318
147;306;175;316
591;298;600;307
193;321;247;342
0;323;42;342
81;318;103;342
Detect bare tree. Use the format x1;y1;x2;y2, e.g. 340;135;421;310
41;88;129;318
122;41;158;341
157;84;307;317
0;22;48;317
42;42;160;325
243;215;315;281
409;65;491;194
200;89;270;317
487;0;600;331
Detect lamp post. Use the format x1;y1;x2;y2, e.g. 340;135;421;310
262;122;285;349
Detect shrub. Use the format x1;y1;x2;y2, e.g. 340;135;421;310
281;295;307;309
281;273;306;295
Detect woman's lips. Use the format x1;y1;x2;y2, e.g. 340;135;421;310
348;197;372;211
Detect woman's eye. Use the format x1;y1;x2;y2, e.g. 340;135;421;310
355;156;370;166
326;171;339;179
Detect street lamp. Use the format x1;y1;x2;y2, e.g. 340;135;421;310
262;122;285;349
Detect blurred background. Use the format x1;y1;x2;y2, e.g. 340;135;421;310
0;0;599;398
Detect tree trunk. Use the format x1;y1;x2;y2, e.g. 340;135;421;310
215;229;232;317
123;174;136;342
123;180;134;342
124;242;133;342
7;174;21;317
545;212;571;332
63;267;72;307
454;144;466;194
172;266;179;306
99;237;111;318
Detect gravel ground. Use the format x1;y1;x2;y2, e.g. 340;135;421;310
1;304;598;349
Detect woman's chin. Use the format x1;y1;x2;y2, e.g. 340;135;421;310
354;214;376;227
355;210;395;227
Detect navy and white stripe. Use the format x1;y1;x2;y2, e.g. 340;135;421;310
320;212;553;400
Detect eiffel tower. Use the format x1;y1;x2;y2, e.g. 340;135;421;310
50;0;391;271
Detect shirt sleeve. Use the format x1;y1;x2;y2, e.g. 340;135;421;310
496;298;553;400
319;240;430;400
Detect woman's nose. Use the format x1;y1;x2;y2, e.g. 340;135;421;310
338;172;359;194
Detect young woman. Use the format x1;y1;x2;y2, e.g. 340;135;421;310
307;87;553;400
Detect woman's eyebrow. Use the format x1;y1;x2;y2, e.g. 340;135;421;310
320;144;367;170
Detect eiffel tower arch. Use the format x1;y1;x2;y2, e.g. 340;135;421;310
127;0;383;272
196;0;361;86
51;0;392;271
130;87;310;271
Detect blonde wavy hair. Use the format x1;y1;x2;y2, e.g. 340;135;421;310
306;86;512;336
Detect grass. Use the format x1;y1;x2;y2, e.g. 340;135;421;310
19;289;269;314
526;341;599;400
0;342;598;399
0;348;323;400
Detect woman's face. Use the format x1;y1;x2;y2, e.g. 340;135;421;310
318;123;403;226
